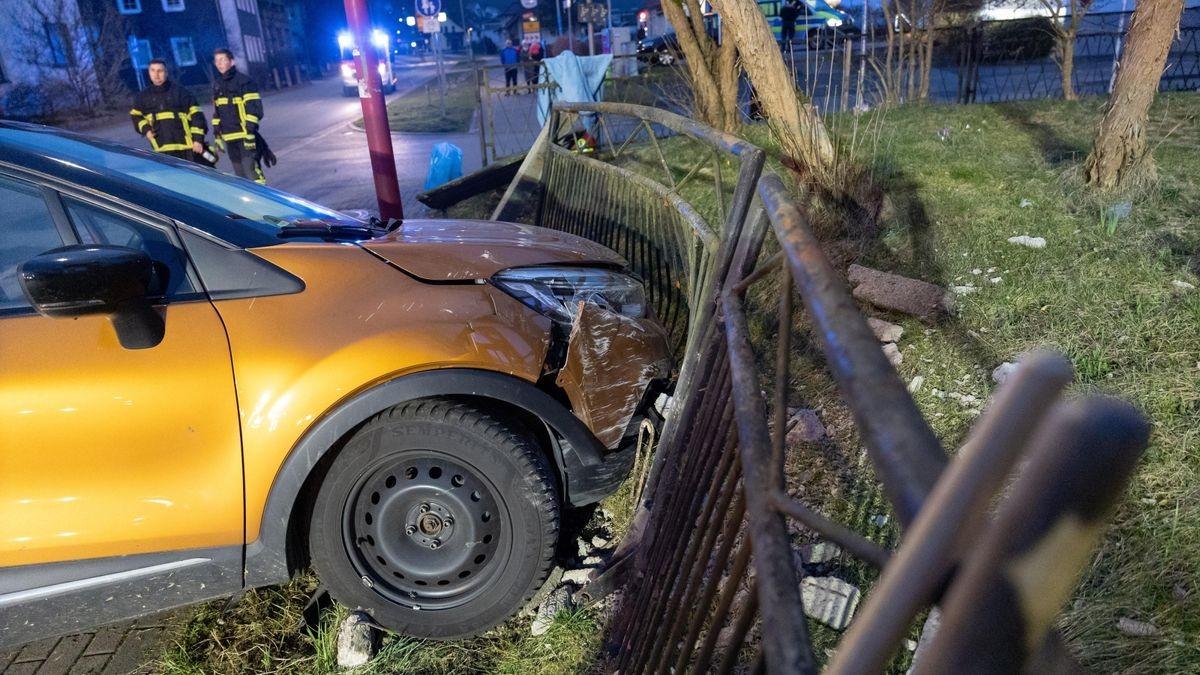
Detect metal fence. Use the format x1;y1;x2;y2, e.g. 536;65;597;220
785;8;1200;111
493;103;1153;672
475;55;690;165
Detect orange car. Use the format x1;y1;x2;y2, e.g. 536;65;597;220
0;122;671;646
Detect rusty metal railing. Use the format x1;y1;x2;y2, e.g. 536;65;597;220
603;172;1150;673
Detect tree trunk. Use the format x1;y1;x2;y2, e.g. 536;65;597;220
1084;0;1184;190
660;0;726;130
1059;33;1077;100
710;0;835;182
716;41;741;134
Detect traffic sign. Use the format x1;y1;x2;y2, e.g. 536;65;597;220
520;0;537;8
419;15;441;32
576;2;607;24
415;0;440;18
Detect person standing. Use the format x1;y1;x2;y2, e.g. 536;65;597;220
500;39;520;93
524;40;543;87
129;59;207;161
780;0;800;49
211;48;266;184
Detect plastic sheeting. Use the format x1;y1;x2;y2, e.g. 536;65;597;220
536;51;614;129
424;142;464;191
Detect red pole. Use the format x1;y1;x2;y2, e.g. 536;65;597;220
344;0;404;220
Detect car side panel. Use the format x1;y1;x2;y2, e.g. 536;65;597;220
213;245;552;543
0;303;243;567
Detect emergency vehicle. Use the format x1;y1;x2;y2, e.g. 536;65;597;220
338;30;398;97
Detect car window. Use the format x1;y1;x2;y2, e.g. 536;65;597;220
65;198;197;299
0;177;65;313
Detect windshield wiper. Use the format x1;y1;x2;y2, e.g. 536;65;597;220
276;222;385;239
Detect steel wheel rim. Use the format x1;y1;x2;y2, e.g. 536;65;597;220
342;450;510;610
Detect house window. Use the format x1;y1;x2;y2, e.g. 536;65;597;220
129;38;152;68
43;22;73;67
162;0;185;11
171;37;196;65
117;0;142;14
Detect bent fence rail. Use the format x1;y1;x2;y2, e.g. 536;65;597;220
484;103;1149;672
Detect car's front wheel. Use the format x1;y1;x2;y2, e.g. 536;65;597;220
309;398;560;638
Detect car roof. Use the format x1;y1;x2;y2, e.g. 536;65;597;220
0;121;278;248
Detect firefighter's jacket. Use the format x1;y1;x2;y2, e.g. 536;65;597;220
212;67;263;142
129;81;207;153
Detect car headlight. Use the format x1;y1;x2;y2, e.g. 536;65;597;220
826;17;843;27
340;63;354;78
492;266;646;324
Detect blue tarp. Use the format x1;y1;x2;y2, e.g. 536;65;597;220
424;142;463;191
536;51;613;129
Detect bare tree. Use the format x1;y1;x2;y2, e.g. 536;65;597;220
14;0;131;116
877;0;945;103
1035;0;1094;100
659;0;740;133
1084;0;1184;189
708;0;835;184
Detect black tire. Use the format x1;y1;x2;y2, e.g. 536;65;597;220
309;398;560;639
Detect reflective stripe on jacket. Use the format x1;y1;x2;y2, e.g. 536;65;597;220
212;68;263;142
129;81;207;153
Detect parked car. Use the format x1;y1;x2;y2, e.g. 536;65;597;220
0;122;671;647
637;26;721;65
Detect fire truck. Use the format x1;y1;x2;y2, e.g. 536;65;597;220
338;30;397;97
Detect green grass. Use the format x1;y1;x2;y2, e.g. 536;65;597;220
760;93;1200;673
364;71;478;134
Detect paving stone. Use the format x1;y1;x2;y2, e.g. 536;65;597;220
67;654;111;675
1;646;21;670
16;637;60;662
83;627;127;657
37;634;92;675
4;661;42;675
102;628;163;675
800;576;861;630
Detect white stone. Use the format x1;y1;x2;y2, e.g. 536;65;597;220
799;541;843;565
336;611;378;668
990;277;1002;284
800;577;861;630
561;568;597;586
992;362;1018;385
1007;235;1047;249
971;268;982;275
883;343;903;367
1116;617;1160;637
1019;199;1033;208
1172;280;1196;291
867;317;904;343
531;585;575;636
581;555;608;567
576;538;592;559
590;536;611;550
907;375;925;394
951;285;977;295
873;514;889;527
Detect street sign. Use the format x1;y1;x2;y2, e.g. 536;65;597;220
576;2;607;24
419;15;441;32
415;0;440;18
520;0;537;8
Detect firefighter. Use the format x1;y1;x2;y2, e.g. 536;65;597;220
129;59;207;161
211;48;266;184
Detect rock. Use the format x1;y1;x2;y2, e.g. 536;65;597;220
335;611;379;668
531;585;575;636
908;608;941;674
1019;199;1033;208
1116;617;1159;637
800;577;861;630
1172;280;1196;291
785;409;826;445
989;277;1002;284
847;264;954;323
872;514;888;527
576;538;593;559
951;285;977;296
867;317;904;343
591;535;611;550
581;555;608;567
799;541;842;565
992;362;1018;385
561;568;597;586
882;343;903;367
523;566;565;616
1007;235;1047;249
907;375;925;393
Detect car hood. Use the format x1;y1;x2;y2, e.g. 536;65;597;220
362;219;627;281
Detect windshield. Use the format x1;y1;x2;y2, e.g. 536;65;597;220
9;131;359;239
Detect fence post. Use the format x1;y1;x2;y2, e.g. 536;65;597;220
840;39;852;112
284;66;293;87
272;67;281;90
478;65;492;167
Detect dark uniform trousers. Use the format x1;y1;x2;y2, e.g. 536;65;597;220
129;81;207;162
212;67;266;184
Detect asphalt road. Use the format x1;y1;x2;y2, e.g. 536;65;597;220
83;62;485;215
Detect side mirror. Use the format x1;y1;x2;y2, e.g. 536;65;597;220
19;245;166;350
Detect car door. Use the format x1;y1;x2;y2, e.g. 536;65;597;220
0;172;244;646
